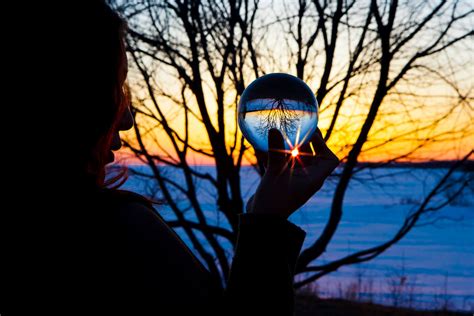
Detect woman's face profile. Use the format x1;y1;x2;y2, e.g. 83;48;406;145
108;49;134;163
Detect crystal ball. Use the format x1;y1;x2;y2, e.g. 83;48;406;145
238;73;319;152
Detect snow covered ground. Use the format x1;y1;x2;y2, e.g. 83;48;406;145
121;165;474;311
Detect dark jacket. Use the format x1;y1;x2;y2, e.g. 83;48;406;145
3;189;305;315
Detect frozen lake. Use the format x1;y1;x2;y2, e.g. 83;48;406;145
121;165;474;311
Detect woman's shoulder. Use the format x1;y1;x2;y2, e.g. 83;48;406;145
92;189;161;222
91;189;170;239
99;188;152;204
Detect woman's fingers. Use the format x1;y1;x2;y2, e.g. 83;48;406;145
310;128;338;160
298;128;339;163
267;128;287;173
305;129;340;182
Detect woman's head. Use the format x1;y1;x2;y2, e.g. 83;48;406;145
67;1;133;188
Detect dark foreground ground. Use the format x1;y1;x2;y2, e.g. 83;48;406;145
295;296;471;316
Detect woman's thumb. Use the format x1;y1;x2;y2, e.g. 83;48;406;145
267;128;286;171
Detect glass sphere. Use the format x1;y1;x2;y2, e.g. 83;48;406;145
238;73;318;152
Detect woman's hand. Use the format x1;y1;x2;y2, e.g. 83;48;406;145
247;128;340;219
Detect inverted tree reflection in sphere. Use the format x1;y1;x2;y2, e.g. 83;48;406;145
238;73;318;152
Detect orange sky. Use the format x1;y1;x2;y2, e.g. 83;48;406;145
119;42;472;166
115;0;473;166
116;89;473;166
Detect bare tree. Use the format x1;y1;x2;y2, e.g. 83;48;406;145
110;0;266;285
110;0;473;290
281;0;473;286
255;99;300;139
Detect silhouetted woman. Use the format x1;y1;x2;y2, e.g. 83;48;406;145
3;1;339;315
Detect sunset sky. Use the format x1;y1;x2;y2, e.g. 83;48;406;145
118;86;473;166
117;0;473;166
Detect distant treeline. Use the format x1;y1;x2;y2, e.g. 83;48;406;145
352;160;474;172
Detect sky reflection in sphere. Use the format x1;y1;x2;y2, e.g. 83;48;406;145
238;73;318;152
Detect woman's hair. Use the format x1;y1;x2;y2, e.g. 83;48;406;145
71;1;129;188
